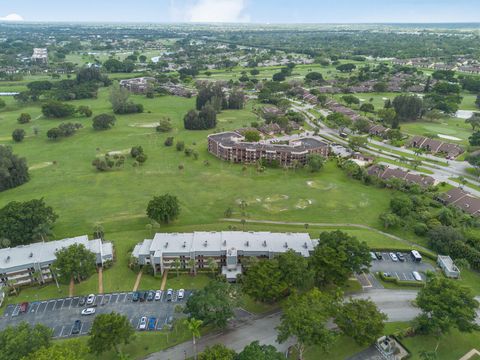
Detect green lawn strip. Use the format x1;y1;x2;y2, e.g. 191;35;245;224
368;143;448;166
401;117;473;146
376;156;434;174
450;177;480;192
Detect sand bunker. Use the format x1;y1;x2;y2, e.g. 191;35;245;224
438;134;462;141
306;181;337;191
105;149;131;156
295;199;313;209
29;162;53;170
129;122;160;128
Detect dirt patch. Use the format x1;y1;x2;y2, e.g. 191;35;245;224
29;162;53;170
295;199;313;209
306;180;337;191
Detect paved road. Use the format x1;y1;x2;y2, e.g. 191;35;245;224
290;100;480;195
144;288;480;360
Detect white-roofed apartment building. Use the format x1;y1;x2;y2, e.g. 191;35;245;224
132;231;316;281
0;235;113;288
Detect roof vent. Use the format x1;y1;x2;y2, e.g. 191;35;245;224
5;256;10;262
204;240;208;247
303;242;308;249
223;240;226;246
164;242;169;248
245;241;249;247
29;252;33;257
284;242;288;248
182;241;186;248
262;240;267;247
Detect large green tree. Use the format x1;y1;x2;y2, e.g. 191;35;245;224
309;230;371;287
0;199;57;246
305;154;325;173
276;249;312;290
185;280;239;328
0;322;52;360
199;344;235;360
414;275;479;352
146;194;180;224
22;342;87;360
0;146;29;192
52;243;97;283
237;341;284;360
88;312;135;355
277;288;339;360
335;299;387;345
241;259;288;303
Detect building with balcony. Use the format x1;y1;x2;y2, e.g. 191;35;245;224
208;131;329;167
0;235;113;287
132;231;316;281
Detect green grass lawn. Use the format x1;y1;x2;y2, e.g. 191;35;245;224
401;117;472;145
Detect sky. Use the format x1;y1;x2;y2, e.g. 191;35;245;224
0;0;479;23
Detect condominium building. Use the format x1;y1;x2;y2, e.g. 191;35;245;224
132;231;316;281
119;77;156;94
0;235;113;287
208;131;329;167
31;48;48;64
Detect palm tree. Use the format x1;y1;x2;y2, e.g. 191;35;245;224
31;269;43;285
4;279;17;296
187;258;196;276
32;223;52;242
184;318;203;360
173;258;181;277
241;218;246;231
206;258;218;277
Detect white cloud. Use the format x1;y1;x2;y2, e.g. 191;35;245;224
0;13;24;22
170;0;250;23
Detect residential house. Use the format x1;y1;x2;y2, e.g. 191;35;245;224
438;187;480;217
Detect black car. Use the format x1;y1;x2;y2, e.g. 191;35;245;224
139;291;147;302
147;291;155;301
72;320;81;334
132;291;140;302
375;252;383;260
78;296;86;306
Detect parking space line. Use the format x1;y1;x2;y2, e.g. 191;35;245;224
59;326;65;337
79;322;84;334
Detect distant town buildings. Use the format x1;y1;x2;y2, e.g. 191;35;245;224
409;135;464;159
208;131;329;167
132;231;316;281
0;235;113;287
119;77;156;94
31;48;48;64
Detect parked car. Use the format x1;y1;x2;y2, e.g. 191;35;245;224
132;292;139;302
86;294;96;306
412;271;422;281
81;308;96;316
155;290;161;301
147;291;155;301
178;289;185;300
148;317;157;330
396;252;405;262
375;252;383;260
139;291;147;302
72;320;81;334
166;288;173;302
78;296;86;306
139;316;147;330
369;252;377;260
166;316;174;329
389;252;398;262
19;302;29;313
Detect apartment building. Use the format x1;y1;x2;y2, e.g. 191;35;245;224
208;131;329;167
0;235;113;287
132;231;316;281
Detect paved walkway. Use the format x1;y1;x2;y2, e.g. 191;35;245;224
98;267;104;294
132;270;143;292
160;269;168;291
222;218;431;252
68;277;74;297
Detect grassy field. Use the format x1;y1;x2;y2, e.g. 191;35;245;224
401;117;472;145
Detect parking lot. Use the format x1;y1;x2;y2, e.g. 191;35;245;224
0;289;192;339
370;251;435;282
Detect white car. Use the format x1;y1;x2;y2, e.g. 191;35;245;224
178;289;185;300
412;271;422;281
155;290;161;301
81;308;96;316
167;288;173;301
389;252;398;262
139;316;147;330
86;294;96;306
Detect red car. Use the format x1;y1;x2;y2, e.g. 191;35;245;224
19;302;29;313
